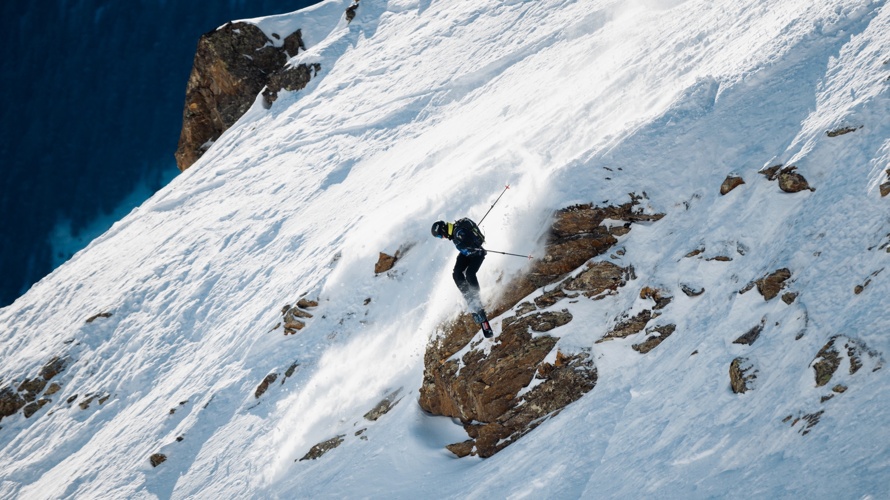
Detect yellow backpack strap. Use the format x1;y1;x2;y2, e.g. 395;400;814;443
447;222;454;237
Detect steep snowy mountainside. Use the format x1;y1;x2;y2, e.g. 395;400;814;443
1;0;889;498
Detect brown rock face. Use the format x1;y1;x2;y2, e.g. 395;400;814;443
755;268;791;300
0;387;27;421
492;197;659;317
175;23;314;171
720;175;745;195
254;373;278;398
420;308;595;458
149;453;167;467
300;435;346;461
729;357;757;393
632;324;676;354
374;252;398;274
881;181;890;197
760;165;813;192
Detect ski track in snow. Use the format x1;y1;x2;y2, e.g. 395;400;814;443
1;0;889;498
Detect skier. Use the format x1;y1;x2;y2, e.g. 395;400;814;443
431;218;493;337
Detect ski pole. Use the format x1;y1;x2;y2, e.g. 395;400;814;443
486;249;533;260
477;184;510;225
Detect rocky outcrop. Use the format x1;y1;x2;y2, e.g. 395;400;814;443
85;312;112;323
254;373;278;399
0;387;26;421
733;318;765;346
755;268;791;301
175;22;317;171
599;309;653;342
811;335;883;387
420;196;662;458
364;388;402;421
759;165;814;193
0;356;69;421
150;453;167;467
300;435;346;461
729;357;757;394
277;298;317;335
826;125;861;137
632;324;676;354
720;175;745;195
491;196;660;316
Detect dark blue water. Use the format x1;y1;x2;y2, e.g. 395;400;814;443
0;0;322;307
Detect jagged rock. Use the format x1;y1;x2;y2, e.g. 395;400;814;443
563;261;631;298
17;378;47;401
300;435;346;461
515;302;537;315
761;164;813;192
759;164;783;181
40;356;67;380
793;410;825;436
881;181;890;197
470;350;595;458
826;126;861;137
283;361;300;381
421;312;564;420
175;23;312;171
296;298;318;309
364;388;402;421
680;283;704;297
255;373;278;398
684;247;704;258
79;395;96;410
374;252;398;274
345;1;360;23
23;398;51;418
720;175;745;195
755;268;791;300
632;324;676;354
421;312;567;432
811;335;883;387
85;312;112;323
639;286;672;309
149;453;167;467
778;166;813;193
733;318;765;346
0;387;26;421
446;440;476;458
598;309;652;342
781;292;798;304
534;289;575;308
281;302;314;335
706;255;732;262
262;62;321;106
729;357;757;394
45;383;62;396
491;197;659;316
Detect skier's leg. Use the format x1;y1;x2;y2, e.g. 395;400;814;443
453;254;482;311
452;254;470;293
463;253;485;311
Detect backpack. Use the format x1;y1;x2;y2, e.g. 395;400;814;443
453;218;485;247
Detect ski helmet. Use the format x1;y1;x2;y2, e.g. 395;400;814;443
431;220;447;238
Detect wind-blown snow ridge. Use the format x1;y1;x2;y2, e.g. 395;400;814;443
1;0;889;498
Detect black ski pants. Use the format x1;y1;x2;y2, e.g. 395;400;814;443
453;252;485;308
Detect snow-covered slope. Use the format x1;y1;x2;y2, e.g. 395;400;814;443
1;0;889;497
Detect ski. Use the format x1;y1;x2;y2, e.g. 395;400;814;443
473;309;494;338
